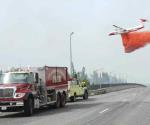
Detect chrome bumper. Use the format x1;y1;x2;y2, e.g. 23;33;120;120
0;101;24;109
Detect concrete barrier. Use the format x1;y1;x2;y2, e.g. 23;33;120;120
89;84;146;96
89;88;106;96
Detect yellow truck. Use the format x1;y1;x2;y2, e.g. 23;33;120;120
68;79;88;102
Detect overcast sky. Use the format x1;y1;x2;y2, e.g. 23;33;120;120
0;0;150;84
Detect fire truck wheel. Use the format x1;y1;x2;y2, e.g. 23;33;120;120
54;94;61;108
24;97;34;116
60;94;66;107
83;91;88;100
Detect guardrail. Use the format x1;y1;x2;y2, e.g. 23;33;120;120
89;83;146;96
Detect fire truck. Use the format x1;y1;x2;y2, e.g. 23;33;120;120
0;66;68;116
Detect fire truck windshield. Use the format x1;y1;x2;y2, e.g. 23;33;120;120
0;73;33;84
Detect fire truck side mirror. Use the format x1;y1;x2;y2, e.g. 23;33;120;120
76;79;79;85
74;74;77;79
35;73;39;83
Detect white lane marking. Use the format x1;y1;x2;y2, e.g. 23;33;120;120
122;99;127;101
99;108;109;114
132;93;137;96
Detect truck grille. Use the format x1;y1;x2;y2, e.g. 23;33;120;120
0;88;14;98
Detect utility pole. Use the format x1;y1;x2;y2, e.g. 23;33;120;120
70;32;74;77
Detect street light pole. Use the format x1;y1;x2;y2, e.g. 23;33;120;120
95;68;104;89
70;32;74;77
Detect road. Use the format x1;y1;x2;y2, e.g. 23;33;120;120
0;87;150;125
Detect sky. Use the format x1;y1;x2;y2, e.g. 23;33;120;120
0;0;150;84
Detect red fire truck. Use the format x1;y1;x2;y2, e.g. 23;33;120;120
0;66;68;116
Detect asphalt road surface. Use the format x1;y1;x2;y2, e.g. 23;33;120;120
0;87;149;125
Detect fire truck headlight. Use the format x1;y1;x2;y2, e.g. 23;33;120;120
15;93;26;98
